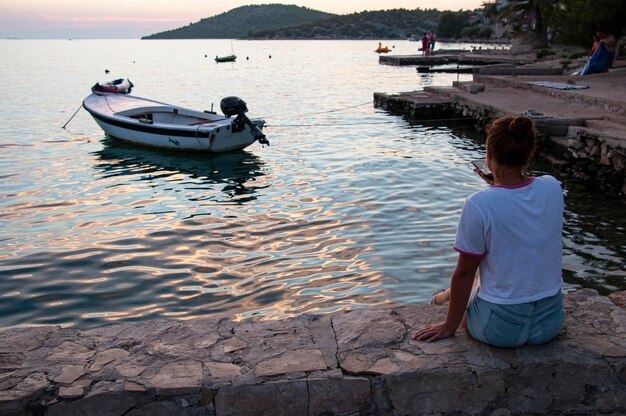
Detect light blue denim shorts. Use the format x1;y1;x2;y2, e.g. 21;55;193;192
466;290;564;348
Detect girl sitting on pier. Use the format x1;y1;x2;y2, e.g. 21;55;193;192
412;116;565;348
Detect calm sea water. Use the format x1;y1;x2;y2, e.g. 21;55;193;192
0;39;624;328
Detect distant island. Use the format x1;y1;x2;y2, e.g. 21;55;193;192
142;4;440;40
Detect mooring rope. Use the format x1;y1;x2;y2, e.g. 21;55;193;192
262;98;476;128
309;101;373;114
265;117;475;128
261;101;373;121
266;121;394;127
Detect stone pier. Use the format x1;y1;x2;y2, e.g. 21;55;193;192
379;53;535;67
374;70;626;194
1;289;625;415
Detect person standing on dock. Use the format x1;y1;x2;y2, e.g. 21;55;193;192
421;33;429;55
429;31;437;53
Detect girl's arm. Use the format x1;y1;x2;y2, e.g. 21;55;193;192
412;253;482;342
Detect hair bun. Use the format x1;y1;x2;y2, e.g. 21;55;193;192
508;116;534;139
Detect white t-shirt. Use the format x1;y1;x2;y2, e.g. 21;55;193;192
454;175;564;305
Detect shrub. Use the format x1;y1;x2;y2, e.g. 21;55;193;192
536;48;556;59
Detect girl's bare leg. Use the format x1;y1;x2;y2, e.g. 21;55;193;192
431;274;479;306
431;288;451;305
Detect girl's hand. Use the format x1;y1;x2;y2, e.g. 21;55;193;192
411;322;456;342
474;168;495;185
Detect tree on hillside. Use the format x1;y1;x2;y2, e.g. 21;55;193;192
496;0;626;46
549;0;626;46
438;10;472;38
497;0;555;40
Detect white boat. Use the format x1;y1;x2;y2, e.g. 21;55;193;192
83;90;268;152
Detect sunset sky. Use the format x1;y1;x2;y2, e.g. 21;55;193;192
0;0;486;39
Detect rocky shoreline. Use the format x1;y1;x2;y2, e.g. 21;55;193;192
1;289;625;415
374;63;626;195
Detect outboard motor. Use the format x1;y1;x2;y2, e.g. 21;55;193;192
220;96;269;146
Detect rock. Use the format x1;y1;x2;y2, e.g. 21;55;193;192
115;362;147;378
255;349;327;376
0;326;59;353
52;365;86;384
214;380;308;416
193;333;220;349
199;388;216;406
205;362;241;379
48;342;95;362
81;323;127;339
124;381;146;392
147;360;203;396
577;336;626;357
392;350;428;370
221;337;248;353
232;316;337;371
504;362;587;413
367;358;399;375
386;367;504;415
58;386;84;399
0;374;20;391
72;379;93;388
308;376;371;415
410;335;471;354
332;310;405;352
89;348;129;371
47;385;150;416
0;353;24;371
609;291;626;310
340;353;369;374
126;401;186;416
0;372;49;403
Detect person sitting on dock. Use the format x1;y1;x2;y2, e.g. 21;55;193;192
413;115;565;348
581;32;618;75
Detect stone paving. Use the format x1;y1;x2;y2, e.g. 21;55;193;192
1;289;625;415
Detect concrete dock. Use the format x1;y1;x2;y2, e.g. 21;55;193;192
380;52;537;67
1;289;625;415
374;69;626;194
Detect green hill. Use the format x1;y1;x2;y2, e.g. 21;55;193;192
143;4;336;39
250;9;441;39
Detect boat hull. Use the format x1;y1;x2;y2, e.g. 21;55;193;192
215;55;237;63
83;93;265;153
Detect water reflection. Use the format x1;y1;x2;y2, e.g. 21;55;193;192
92;139;267;205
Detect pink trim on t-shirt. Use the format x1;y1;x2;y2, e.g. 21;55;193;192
454;247;485;258
491;177;535;189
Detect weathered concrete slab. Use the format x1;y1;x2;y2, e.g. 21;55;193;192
474;67;564;76
380;53;536;66
0;289;625;415
473;71;626;118
373;90;466;122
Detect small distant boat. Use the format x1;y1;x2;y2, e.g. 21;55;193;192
91;78;134;94
215;55;237;63
83;81;268;152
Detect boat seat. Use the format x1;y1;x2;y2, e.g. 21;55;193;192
192;119;221;125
